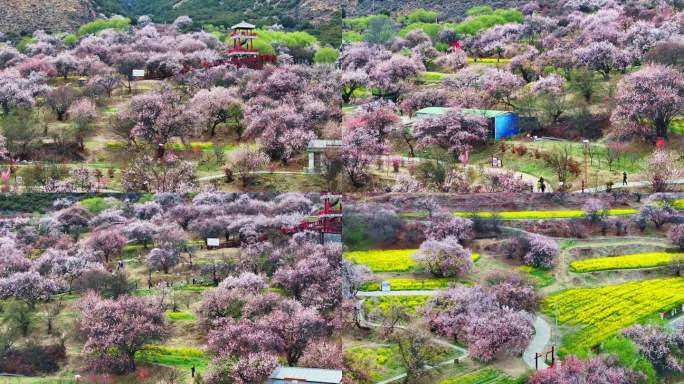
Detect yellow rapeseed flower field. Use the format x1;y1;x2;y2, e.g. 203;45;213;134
671;198;684;210
344;249;481;272
570;252;684;273
543;277;684;353
452;208;637;220
361;278;453;291
344;249;418;272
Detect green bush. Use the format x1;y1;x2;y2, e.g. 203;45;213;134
346;15;388;32
407;9;440;23
16;163;69;191
399;22;443;39
79;196;117;215
343;30;363;42
79;16;131;36
255;29;318;49
17;36;34;53
0;193;132;214
314;47;339;64
63;34;78;47
602;336;656;384
467;5;494;16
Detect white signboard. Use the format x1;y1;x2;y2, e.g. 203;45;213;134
207;238;220;247
132;69;146;77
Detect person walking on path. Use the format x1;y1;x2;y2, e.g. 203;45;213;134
623;172;628;186
539;177;546;193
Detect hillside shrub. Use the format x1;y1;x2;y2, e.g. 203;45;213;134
0;343;66;375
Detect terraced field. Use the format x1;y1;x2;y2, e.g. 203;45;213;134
452;208;637;220
361;278;454;291
136;345;209;372
344;249;480;272
345;249;418;272
570;252;684;273
542;277;684;354
363;296;431;316
439;368;517;384
345;343;462;382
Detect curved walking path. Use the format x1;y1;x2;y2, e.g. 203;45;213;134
669;314;684;330
197;170;307;182
357;293;552;380
523;316;552;370
376;154;551;192
197;154;552;191
582;179;684;193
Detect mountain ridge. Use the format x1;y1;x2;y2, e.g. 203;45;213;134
0;0;95;36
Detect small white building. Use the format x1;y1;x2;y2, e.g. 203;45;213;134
267;367;343;384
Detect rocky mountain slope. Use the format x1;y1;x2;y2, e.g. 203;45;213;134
91;0;339;25
343;0;528;20
0;0;95;35
0;0;338;36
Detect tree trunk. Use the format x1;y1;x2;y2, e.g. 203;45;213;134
126;351;137;372
342;89;352;104
403;134;415;158
655;117;668;139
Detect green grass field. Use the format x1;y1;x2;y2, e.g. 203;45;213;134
165;310;198;321
439;368;517;384
136;346;209;372
345;343;461;382
517;266;556;287
363;296;431;316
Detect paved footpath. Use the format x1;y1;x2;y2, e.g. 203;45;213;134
523;316;552;370
583;179;684;193
669;314;684;329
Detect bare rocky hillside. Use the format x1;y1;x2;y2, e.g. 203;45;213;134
0;0;95;35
